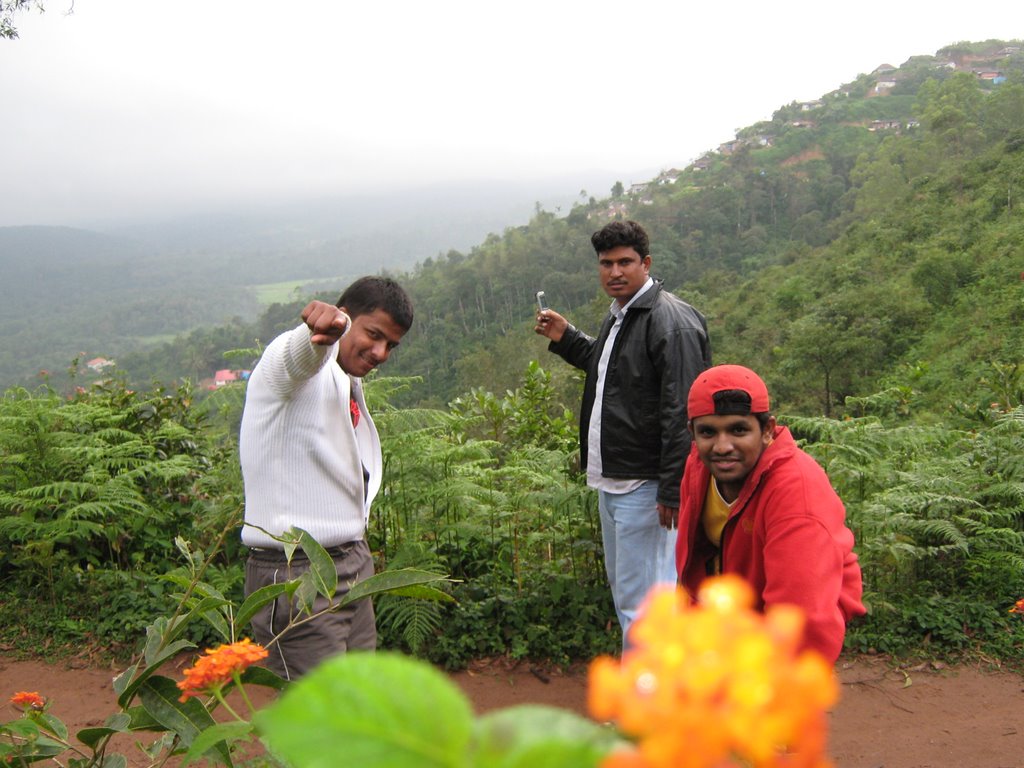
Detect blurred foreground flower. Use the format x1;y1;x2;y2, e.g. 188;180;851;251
9;692;46;712
177;638;268;703
1009;598;1024;615
588;575;837;768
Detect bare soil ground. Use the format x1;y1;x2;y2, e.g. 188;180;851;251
2;652;1022;767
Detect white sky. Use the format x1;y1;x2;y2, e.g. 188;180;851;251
2;1;1022;227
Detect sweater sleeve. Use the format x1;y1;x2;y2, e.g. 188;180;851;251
255;323;338;399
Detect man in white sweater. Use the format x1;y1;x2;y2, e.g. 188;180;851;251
239;276;414;679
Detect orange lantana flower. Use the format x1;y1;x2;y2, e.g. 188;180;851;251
588;576;837;768
177;638;269;702
1009;598;1024;615
10;691;46;711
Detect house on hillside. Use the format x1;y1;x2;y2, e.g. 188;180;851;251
207;368;252;390
872;63;897;75
873;80;897;94
86;357;115;373
869;119;902;132
691;154;714;171
799;100;823;111
656;169;681;185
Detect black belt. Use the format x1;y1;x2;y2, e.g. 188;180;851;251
248;541;361;561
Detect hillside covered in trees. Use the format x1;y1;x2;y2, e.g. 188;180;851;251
14;39;1021;422
339;39;1024;420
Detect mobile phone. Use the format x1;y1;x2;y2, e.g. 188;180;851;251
536;291;548;312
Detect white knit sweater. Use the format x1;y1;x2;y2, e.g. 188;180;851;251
239;323;381;549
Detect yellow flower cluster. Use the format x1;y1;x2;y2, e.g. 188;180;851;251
177;638;269;702
588;576;837;768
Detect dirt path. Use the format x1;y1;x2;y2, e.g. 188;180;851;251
2;653;1022;767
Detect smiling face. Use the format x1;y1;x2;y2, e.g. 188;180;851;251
691;413;777;503
598;245;651;305
335;307;407;378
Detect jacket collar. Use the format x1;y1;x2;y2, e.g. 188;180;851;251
610;277;662;315
728;425;795;511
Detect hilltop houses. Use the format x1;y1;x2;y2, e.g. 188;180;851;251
86;357;115;373
200;368;252;391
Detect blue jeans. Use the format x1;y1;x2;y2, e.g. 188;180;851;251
598;481;677;649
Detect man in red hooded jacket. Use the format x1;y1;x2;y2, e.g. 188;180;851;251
675;364;865;662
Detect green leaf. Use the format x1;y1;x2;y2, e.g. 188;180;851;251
36;712;67;740
382;584;456;603
182;721;253;767
76;712;132;748
338;568;452;607
235;581;295;632
144;638;198;672
296;527;338;599
237;665;288;691
3;719;40;738
77;725;125;750
123;705;164;733
471;706;617;768
256;652;474;768
113;660;141;699
137;675;230;765
294;569;319;615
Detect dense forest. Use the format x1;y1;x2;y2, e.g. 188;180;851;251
2;40;1024;668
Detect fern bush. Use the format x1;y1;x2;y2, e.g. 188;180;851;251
0;376;240;654
5;362;1023;664
791;398;1024;658
371;365;615;664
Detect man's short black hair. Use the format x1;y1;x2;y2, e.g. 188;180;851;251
337;276;414;331
591;220;650;258
712;389;773;429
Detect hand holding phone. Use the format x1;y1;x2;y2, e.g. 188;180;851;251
536;291;548;313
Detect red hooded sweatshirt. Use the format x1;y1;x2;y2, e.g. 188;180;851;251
675;425;866;662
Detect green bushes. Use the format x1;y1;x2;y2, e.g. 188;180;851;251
791;393;1024;660
3;365;1024;665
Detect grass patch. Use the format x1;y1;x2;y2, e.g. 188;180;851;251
251;277;345;305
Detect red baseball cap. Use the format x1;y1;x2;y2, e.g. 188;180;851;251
687;365;770;419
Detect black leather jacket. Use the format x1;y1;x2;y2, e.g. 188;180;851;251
549;281;711;508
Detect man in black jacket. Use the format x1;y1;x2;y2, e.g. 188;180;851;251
534;220;711;647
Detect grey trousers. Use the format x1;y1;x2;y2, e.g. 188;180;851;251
244;540;376;681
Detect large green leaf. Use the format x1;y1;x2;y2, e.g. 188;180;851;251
255;652;473;768
234;581;296;632
296;527;338;599
36;712;67;740
471;705;617;768
237;664;288;691
137;676;231;765
182;722;253;767
115;637;197;707
76;713;131;749
338;568;452;607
